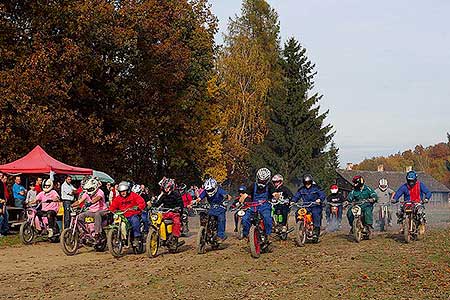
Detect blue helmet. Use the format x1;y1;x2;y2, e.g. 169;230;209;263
406;170;417;187
238;185;246;193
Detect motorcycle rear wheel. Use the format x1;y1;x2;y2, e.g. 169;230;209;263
295;222;306;247
107;228;124;258
249;226;261;258
60;228;79;256
19;221;35;245
353;219;362;243
196;226;207;254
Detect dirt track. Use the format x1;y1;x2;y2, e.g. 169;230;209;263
2;209;450;300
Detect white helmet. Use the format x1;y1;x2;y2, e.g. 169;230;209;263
84;178;100;196
272;174;284;189
43;179;53;193
132;184;142;194
118;181;131;195
379;178;388;191
256;168;271;188
204;178;218;197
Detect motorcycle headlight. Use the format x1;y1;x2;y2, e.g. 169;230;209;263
351;206;360;216
114;215;121;223
70;212;77;217
151;214;158;221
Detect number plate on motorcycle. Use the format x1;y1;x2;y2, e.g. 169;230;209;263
237;210;245;217
85;217;94;223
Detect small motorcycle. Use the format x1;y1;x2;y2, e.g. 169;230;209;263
271;198;292;240
327;202;343;232
60;208;110;256
196;203;227;254
349;200;372;243
20;203;60;244
294;202;319;246
146;207;183;258
402;201;426;243
231;202;250;240
107;207;145;258
248;202;271;258
378;203;391;232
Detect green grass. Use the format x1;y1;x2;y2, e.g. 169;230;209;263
0;234;21;247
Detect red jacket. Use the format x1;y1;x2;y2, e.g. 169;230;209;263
182;193;193;208
109;192;145;217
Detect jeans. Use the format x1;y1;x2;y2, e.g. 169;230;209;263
141;210;149;233
14;198;24;208
37;210;57;230
242;202;272;237
208;206;226;239
62;201;72;229
127;215;142;238
0;209;9;235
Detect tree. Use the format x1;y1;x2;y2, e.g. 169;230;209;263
250;38;336;187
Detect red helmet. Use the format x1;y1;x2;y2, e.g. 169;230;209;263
330;184;338;193
352;175;364;190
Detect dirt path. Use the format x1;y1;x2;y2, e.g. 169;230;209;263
2;211;450;300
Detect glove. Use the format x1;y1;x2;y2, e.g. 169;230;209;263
315;199;321;204
368;198;375;203
423;199;429;204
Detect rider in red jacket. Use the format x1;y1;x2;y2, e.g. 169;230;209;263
109;181;146;245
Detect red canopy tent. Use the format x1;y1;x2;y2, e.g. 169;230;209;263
0;145;93;175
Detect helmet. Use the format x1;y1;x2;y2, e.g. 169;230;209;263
43;179;53;193
178;183;187;193
162;178;175;194
238;185;247;193
204;178;218;197
131;184;142;194
118;181;131;195
406;171;417;187
379;178;388;191
158;177;169;188
352;175;364;190
84;178;100;196
303;174;313;187
256;168;271;188
272;174;284;189
330;184;339;194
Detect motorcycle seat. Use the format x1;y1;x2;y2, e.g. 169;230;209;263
164;219;174;225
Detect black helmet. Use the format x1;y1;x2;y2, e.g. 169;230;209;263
303;174;313;186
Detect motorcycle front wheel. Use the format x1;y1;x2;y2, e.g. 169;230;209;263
353;219;362;243
146;229;159;258
237;218;244;240
403;218;411;244
107;228;124;258
196;226;207;254
249;225;261;258
295;221;306;247
19;221;35;245
94;231;107;252
60;228;79;256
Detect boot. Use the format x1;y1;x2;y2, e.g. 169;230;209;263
132;237;141;248
313;227;320;243
47;228;54;238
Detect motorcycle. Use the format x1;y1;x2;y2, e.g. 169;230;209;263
107;207;145;258
327;202;343;232
19;203;60;244
294;202;320;246
378;203;391;232
60;208;110;256
349;200;372;243
247;202;271;258
402;201;426;243
146;207;184;258
196;202;227;254
271;198;292;240
230;202;250;240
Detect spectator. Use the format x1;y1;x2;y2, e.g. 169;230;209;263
54;181;62;196
0;172;5;201
1;174;10;205
0;172;9;236
12;176;26;208
26;181;37;205
61;175;76;229
35;177;43;194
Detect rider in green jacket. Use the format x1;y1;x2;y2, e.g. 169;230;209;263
346;175;378;234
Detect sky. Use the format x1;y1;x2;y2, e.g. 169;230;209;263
209;0;450;166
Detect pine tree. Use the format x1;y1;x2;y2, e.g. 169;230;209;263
251;37;337;187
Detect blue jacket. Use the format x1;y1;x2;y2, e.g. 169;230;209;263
199;187;229;206
292;185;326;205
393;182;432;202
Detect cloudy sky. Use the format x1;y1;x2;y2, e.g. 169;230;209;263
210;0;450;166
